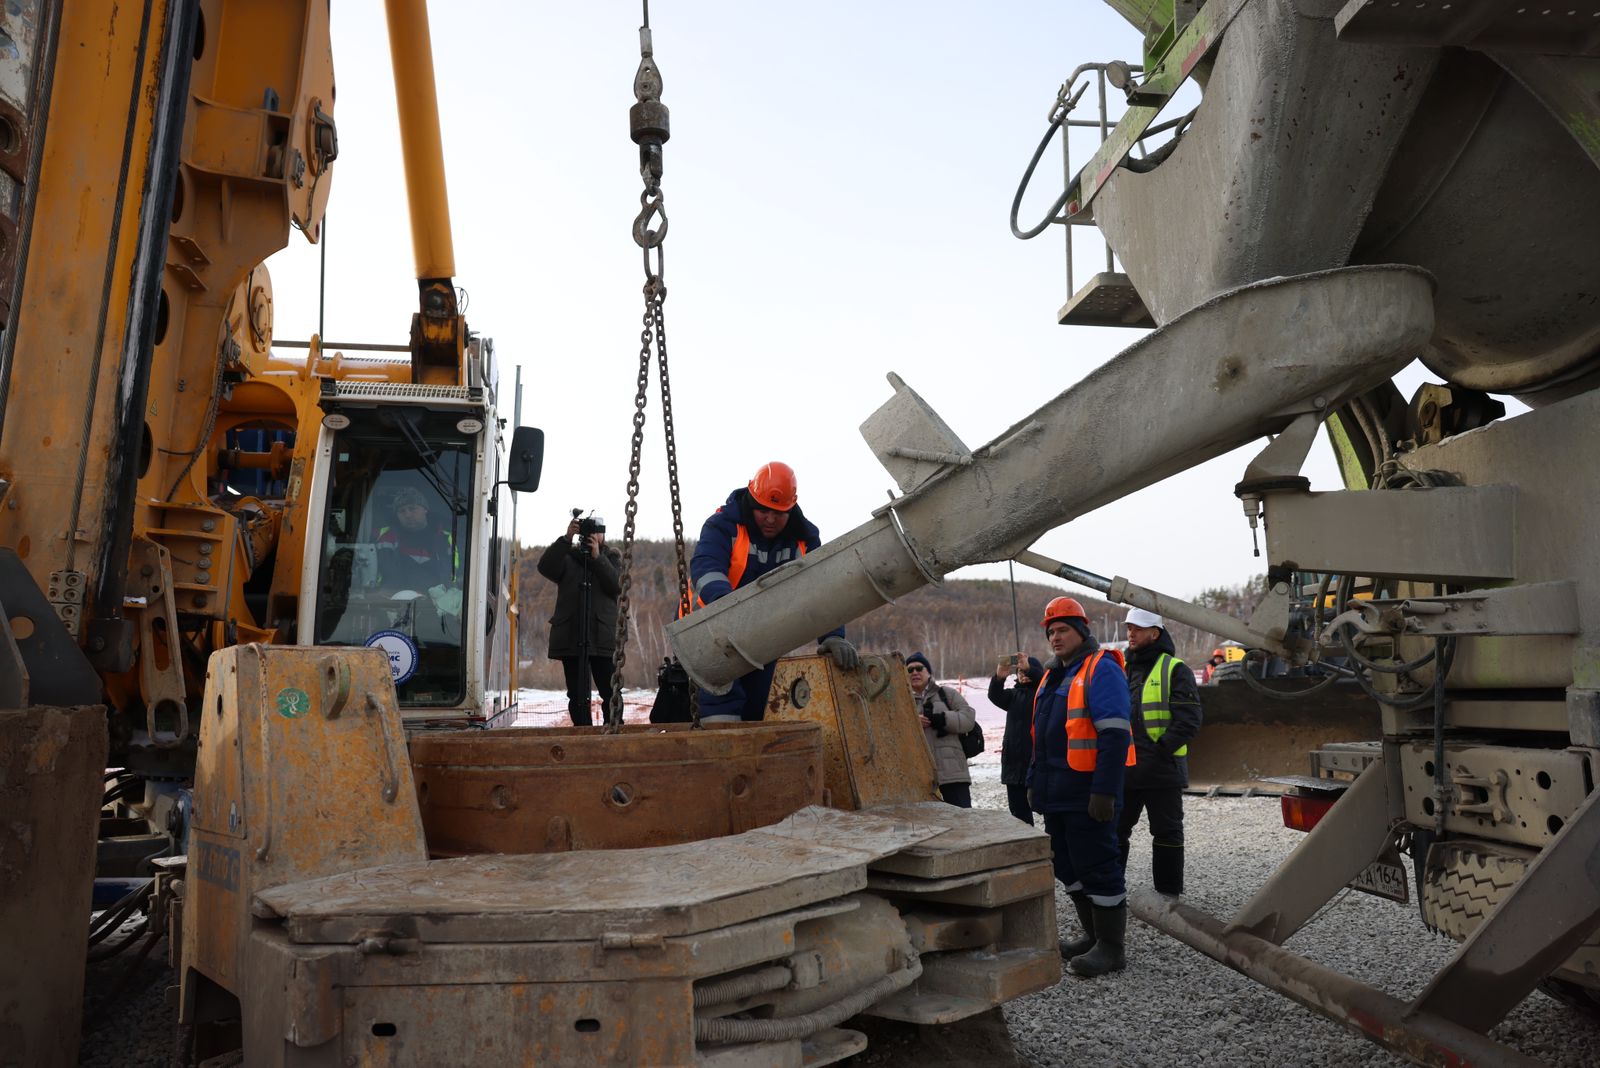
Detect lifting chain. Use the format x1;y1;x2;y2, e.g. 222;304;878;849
609;2;697;732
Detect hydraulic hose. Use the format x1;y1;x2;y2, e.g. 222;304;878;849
1334;621;1439;675
88;878;154;945
694;957;922;1045
87;915;150;961
692;965;793;1008
1238;662;1340;702
1336;622;1456;710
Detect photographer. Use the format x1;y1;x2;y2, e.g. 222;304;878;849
905;652;977;808
537;513;622;726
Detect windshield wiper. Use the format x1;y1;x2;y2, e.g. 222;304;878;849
391;412;467;516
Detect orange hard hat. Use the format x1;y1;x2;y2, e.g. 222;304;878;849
748;461;798;512
1212;647;1225;659
1041;596;1087;629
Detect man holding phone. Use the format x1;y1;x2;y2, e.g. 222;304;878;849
989;652;1043;825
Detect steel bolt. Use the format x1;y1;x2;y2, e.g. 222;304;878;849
199;542;213;556
201;519;216;532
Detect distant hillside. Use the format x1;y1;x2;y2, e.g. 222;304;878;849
515;537;1259;688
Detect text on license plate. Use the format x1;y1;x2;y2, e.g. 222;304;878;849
1349;859;1408;903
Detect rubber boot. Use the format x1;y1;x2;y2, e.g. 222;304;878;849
1068;903;1127;977
1057;892;1096;958
1152;842;1184;897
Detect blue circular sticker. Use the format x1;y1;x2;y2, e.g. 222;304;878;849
366;629;419;684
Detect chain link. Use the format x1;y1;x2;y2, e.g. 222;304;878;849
607;294;656;732
654;298;691;622
609;0;697;730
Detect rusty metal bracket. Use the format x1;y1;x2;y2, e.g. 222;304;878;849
366;690;402;804
1449;768;1510;824
131;537;189;747
858;656;894;700
319;655;351;719
592;930;666;967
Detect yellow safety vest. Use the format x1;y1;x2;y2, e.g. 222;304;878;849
1139;653;1187;757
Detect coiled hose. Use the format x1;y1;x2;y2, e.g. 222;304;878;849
692;965;793;1008
694;957;923;1046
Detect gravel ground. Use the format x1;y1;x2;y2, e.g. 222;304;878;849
79;915;172;1067
80;783;1600;1066
973;781;1600;1068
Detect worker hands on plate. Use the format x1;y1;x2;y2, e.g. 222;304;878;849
819;635;858;670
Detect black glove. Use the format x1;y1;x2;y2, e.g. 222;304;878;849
1027;787;1038;811
927;709;947;733
1087;793;1115;822
819;635;859;670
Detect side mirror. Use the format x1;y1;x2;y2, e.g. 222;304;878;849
506;426;544;493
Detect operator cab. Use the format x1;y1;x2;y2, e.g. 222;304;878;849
303;379;542;723
313;406;475;707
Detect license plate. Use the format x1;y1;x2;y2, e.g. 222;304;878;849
1349;858;1408;903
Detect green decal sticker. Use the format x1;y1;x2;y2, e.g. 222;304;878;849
276;687;311;719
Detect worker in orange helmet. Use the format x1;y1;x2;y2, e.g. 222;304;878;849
1028;595;1134;977
688;462;857;721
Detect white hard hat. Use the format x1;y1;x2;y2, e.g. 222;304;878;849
1125;607;1164;629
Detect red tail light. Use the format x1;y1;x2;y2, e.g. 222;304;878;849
1281;793;1336;833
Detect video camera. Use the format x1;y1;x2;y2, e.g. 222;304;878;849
571;508;606;544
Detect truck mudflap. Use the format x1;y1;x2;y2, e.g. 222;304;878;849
1128;891;1546;1068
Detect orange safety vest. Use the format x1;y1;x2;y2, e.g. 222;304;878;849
684;526;810;614
1032;648;1136;772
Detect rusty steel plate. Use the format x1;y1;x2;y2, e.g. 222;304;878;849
768;654;939;810
861;802;1051;880
253;805;946;945
409;721;824;856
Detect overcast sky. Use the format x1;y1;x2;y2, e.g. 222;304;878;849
267;1;1460;607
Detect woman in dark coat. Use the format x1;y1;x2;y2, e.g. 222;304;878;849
988;654;1044;825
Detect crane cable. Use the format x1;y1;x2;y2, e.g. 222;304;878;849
608;0;697;731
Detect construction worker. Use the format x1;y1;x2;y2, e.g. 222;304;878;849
377;486;457;592
1028;596;1134;977
375;486;464;621
689;462;858;721
1119;608;1203;897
